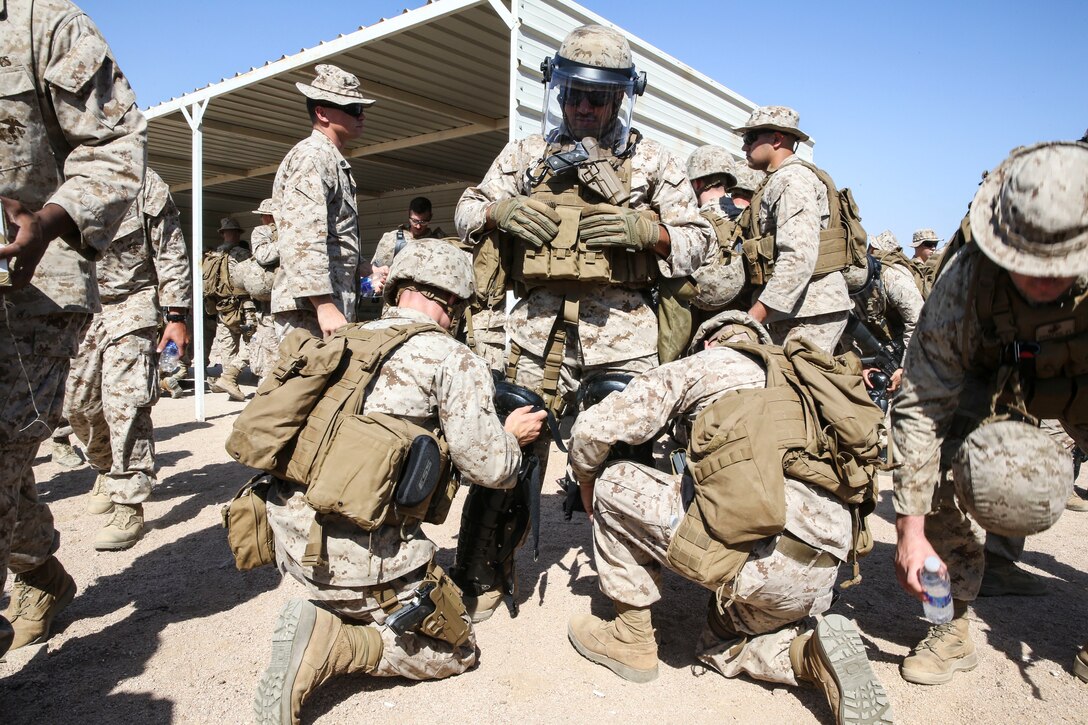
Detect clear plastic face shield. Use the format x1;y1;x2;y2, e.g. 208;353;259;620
540;56;645;155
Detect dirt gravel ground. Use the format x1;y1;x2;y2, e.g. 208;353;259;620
2;385;1087;724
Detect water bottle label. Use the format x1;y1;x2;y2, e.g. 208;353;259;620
923;591;952;609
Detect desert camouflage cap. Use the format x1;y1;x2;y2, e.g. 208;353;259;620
692;253;746;310
871;229;900;253
252;198;275;216
735;105;809;143
383;238;474;306
686;145;738;187
970;141;1088;277
558;24;633;70
952;420;1072;537
731;165;767;194
295;64;377;107
218;216;242;232
910;228;940;248
688;309;772;354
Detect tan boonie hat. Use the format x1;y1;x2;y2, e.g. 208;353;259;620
218;217;242;232
910;228;939;248
952;420;1072;538
252;199;275;216
731;166;767;194
969;141;1088;277
871;229;900;253
735;105;810;143
295;64;376;107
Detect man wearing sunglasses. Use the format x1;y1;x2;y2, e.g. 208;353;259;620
271;64;375;340
736;106;853;351
453;24;710;622
367;196;446;300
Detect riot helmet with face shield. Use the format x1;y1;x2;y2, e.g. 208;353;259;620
540;25;646;155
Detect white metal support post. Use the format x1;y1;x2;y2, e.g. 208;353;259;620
181;99;209;422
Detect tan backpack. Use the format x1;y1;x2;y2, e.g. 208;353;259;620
225;322;457;538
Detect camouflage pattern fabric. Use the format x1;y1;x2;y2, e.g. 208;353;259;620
248;312;279;383
271;130;360;327
456;133;711;367
466;307;507;372
265;304;520;592
209;314;252;370
568;347;851;684
892;251;1088;600
880;262;924;347
65;319;157;503
691;201;745;312
766;310;849;350
249;222;279;266
755;155;852;349
372;225;446;267
0;0;145;585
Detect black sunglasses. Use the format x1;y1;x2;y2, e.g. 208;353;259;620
325;102;367;118
920;241;938;249
742;130;772;146
560;88;614;108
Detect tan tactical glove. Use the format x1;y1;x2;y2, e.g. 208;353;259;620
579;204;659;252
490;196;561;249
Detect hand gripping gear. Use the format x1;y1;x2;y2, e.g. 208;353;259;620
491;196;561;250
579;204;659;252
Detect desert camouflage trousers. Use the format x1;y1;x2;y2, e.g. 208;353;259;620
65;316;158;504
592;460;838;686
0;310;85;589
767;310;849;354
248;306;279;384
266;483;476;680
465;307;506;372
209;316;252;371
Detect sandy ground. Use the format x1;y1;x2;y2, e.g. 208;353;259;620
2;384;1087;724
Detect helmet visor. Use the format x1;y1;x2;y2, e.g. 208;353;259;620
542;62;638;151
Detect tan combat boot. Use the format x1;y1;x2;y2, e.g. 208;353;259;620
211;365;246;401
93;503;144;551
568;602;659;683
51;438;84;469
4;556;77;651
979;553;1047;597
86;473;115;515
1067;488;1088;513
900;601;977;685
1075;644;1088;683
254;599;383;725
463;589;504;623
790;614;893;725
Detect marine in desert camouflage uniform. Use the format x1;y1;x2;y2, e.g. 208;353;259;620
452;25;709;618
566;310;891;725
893;142;1088;687
0;0;146;656
243;198;280;383
65;167;190;551
255;240;545;725
205;216;253;401
271;64;371;341
738;106;852;351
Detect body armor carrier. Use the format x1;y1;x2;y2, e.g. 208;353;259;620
960;247;1088;429
513;138;657;289
850;259;903;345
736;159;867;287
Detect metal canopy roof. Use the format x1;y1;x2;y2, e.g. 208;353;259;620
145;0;780;419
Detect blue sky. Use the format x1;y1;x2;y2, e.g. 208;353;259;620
81;0;1086;249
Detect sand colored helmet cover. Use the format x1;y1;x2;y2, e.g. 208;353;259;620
383;238;474;306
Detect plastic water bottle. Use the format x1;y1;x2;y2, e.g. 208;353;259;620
921;556;953;624
159;341;180;375
359;275;374;297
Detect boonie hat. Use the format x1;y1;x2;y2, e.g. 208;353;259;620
296;64;376;107
969;141;1088;277
252;199;275;216
910;229;939;248
218;217;242;232
736;105;810;143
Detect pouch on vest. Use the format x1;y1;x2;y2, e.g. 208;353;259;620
687;387;787;543
665;500;755;589
216;296;243;330
304;412;450;531
221;473;276;571
657;276;698;363
225;330;347;474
